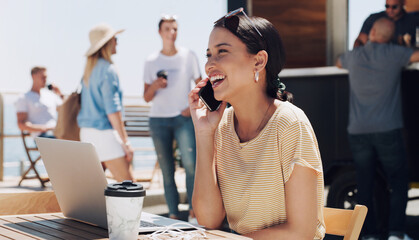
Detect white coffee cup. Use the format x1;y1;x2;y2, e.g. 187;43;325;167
104;180;146;240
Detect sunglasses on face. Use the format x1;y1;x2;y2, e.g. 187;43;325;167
385;4;400;10
214;7;263;38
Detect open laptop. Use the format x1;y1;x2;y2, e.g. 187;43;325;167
35;137;196;233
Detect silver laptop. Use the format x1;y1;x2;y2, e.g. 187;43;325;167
35;137;195;233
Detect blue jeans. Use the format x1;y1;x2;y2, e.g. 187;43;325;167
348;129;408;238
149;115;196;217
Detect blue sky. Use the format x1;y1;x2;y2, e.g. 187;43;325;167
0;0;383;97
0;0;226;96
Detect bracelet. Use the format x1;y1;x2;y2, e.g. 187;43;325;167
123;141;131;147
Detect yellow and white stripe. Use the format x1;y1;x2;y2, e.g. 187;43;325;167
215;101;325;239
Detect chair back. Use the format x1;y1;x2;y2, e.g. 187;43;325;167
324;204;368;240
21;131;38;152
123;105;151;137
19;131;49;187
0;191;61;215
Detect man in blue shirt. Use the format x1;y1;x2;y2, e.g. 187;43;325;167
337;18;419;240
353;0;419;48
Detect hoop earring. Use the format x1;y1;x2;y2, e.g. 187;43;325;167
254;71;259;82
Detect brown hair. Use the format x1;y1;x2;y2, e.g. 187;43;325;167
158;17;177;30
214;16;293;102
82;39;114;84
31;66;46;76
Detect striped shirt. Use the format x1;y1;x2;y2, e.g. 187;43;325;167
214;101;325;239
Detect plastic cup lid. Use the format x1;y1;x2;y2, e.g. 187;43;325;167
104;180;146;197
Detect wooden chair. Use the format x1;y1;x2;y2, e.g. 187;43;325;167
123;105;151;137
19;131;49;187
0;191;61;215
324;204;368;240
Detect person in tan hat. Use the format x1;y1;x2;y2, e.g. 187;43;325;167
77;23;134;182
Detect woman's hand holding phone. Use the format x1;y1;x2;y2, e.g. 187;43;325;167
189;78;226;135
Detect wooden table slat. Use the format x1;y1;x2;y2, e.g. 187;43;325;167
20;215;104;239
0;218;61;240
138;230;252;239
2;217;82;240
208;230;253;239
39;214;108;237
0;214;252;240
0;225;38;240
0;234;14;240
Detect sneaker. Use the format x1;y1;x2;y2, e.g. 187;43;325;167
188;216;198;225
388;234;413;240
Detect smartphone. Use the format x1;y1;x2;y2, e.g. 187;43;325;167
198;80;222;112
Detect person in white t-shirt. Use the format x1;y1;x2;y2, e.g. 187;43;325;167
143;15;201;222
15;66;63;138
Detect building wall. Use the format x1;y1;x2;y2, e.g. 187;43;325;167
252;0;327;68
406;0;419;12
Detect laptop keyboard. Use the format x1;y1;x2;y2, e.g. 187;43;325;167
140;221;164;228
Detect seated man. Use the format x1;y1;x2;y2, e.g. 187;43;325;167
15;66;63;138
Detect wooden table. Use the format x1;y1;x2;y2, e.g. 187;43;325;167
0;213;251;239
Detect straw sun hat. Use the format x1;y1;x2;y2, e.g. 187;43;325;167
85;23;124;57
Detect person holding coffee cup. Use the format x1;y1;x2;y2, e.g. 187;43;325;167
189;9;325;239
142;15;201;223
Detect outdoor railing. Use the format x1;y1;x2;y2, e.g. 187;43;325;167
0;91;147;181
0;92;3;181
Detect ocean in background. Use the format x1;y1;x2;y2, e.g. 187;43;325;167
1;94;157;177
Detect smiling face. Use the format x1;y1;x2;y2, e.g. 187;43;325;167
205;27;256;102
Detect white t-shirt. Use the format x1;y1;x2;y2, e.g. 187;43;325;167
143;47;201;117
14;89;63;136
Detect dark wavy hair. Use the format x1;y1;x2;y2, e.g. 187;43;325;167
214;15;292;102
